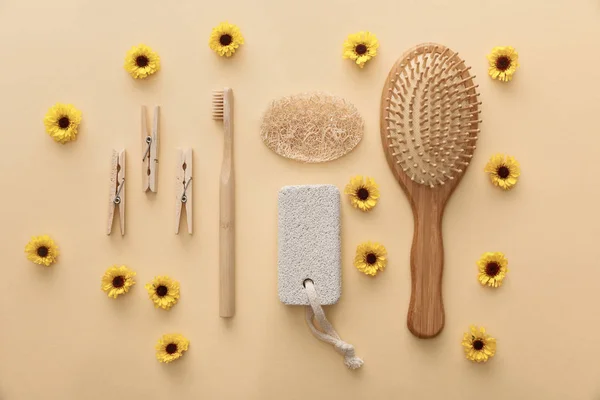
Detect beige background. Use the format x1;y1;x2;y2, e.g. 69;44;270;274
1;0;599;398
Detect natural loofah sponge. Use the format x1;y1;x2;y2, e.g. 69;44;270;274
261;92;364;163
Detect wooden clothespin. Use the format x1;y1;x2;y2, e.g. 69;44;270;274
107;149;126;235
142;105;160;192
175;148;193;234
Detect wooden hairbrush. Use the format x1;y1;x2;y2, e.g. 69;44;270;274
380;43;481;338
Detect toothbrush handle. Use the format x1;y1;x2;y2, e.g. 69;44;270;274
219;90;235;318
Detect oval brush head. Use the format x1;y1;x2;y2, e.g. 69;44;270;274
382;43;481;189
380;43;481;339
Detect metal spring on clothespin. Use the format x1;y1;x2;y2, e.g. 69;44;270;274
142;136;152;161
141;105;160;193
107;149;126;236
181;177;192;203
113;178;125;204
175;148;193;235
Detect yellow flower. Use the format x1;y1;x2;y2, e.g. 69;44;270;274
462;325;497;363
209;22;244;57
487;46;519;82
24;235;59;266
354;242;387;276
343;31;379;68
145;276;180;310
43;103;82;144
344;175;380;211
124;44;161;79
484;154;520;190
101;265;136;298
155;333;190;363
477;252;508;288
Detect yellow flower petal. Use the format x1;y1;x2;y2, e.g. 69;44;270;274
101;265;136;298
25;235;59;266
209;22;244;57
476;251;508;288
43;104;82;144
344;175;380;212
353;241;387;276
145;275;180;310
155;333;190;363
484;153;521;190
342;31;379;68
124;44;161;79
487;46;519;82
462;325;496;363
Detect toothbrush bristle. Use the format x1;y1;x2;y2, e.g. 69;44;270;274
212;90;224;120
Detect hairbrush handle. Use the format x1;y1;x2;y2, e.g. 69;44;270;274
407;196;445;338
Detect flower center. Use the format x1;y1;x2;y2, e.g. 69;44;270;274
156;285;168;297
166;343;178;354
36;246;49;257
355;44;367;55
58;117;70;129
495;56;511;71
497;166;510;179
112;276;125;288
357;188;370;200
473;339;484;351
136;55;149;67
366;253;377;265
220;34;232;46
485;262;500;277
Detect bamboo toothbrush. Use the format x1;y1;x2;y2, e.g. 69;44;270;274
213;88;235;318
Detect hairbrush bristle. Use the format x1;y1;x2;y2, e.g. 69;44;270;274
383;44;481;188
212;90;224;120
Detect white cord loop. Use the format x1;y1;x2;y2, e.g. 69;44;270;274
303;280;364;370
